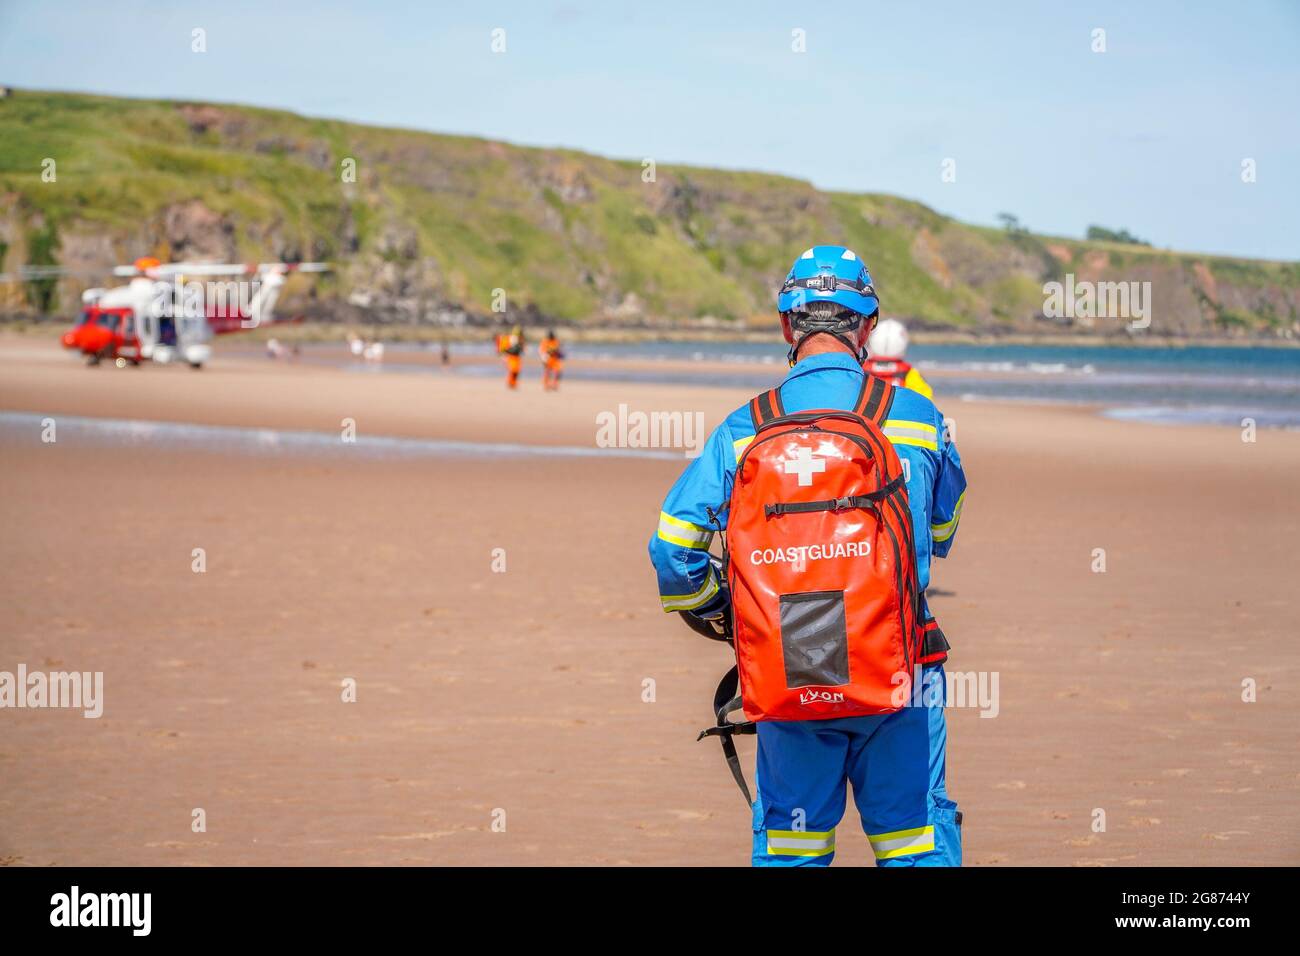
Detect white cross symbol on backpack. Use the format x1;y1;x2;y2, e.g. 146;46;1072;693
783;447;826;486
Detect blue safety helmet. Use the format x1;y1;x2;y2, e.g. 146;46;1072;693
776;245;879;359
777;245;880;318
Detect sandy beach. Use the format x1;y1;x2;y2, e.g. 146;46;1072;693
1;331;1297;866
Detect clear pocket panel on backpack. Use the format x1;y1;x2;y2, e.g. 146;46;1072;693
778;590;850;688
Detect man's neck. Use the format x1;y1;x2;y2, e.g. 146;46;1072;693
794;335;856;362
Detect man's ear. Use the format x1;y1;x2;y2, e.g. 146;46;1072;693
856;314;877;351
780;312;795;346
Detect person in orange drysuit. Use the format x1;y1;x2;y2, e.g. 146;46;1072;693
539;329;565;391
496;324;524;389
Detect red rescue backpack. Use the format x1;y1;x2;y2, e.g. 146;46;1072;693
699;375;924;802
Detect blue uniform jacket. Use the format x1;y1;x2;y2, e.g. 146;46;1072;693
648;352;966;620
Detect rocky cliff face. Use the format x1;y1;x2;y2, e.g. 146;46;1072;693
2;89;1297;339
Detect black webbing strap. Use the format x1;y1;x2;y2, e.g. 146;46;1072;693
921;622;951;658
748;387;785;432
780;273;878;298
920;603;952;659
696;665;755;806
763;474;906;517
854;373;891;424
873;384;897;427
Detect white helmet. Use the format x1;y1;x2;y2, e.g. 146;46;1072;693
867;317;909;359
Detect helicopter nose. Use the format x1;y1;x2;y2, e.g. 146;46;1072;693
75;327;111;353
62;330;78;348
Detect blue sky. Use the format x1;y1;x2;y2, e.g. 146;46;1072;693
2;0;1297;260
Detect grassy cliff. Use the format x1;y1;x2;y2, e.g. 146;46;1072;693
2;88;1297;339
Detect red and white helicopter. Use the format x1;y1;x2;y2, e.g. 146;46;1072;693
5;257;328;368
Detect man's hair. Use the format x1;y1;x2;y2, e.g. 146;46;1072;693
801;301;848;319
788;301;858;342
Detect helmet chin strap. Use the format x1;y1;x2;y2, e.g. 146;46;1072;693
788;328;866;367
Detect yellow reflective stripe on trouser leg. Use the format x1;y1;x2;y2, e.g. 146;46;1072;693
931;490;965;543
882;419;939;451
659;566;719;612
656;511;713;549
766;828;836;858
868;825;935;859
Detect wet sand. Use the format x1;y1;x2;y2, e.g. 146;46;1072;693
1;333;1297;865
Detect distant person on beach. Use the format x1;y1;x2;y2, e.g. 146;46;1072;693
539;329;565;391
864;318;933;398
648;245;967;866
496;325;524;389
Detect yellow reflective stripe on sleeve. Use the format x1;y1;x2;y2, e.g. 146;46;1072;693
884;419;937;434
886;435;939;451
659;566;720;612
868;824;935;859
931;490;966;543
766;828;836;858
733;435;754;461
656;511;713;549
883;419;939;451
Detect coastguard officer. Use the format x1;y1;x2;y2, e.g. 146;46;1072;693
648;245;967;866
539;329;565;391
496;324;525;389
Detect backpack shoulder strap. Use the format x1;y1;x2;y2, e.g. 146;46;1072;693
854;373;895;426
696;664;755;806
748;386;786;431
